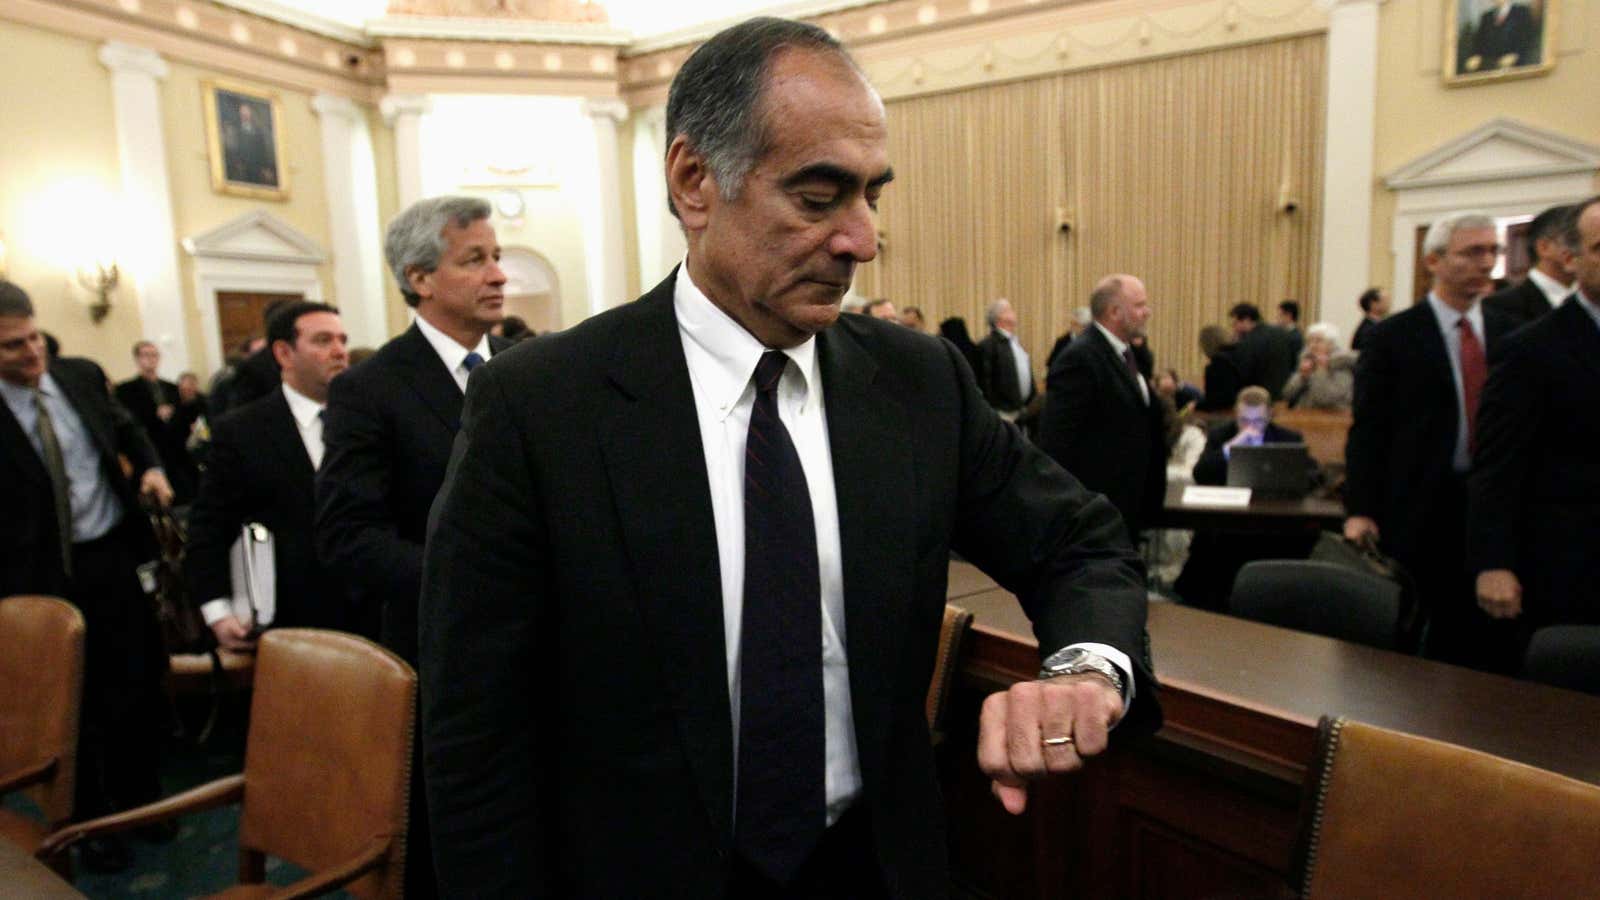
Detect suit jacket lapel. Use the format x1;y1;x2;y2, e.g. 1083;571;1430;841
393;324;466;432
816;325;916;796
1086;326;1143;404
1553;299;1600;382
0;398;48;486
596;274;734;841
262;389;316;486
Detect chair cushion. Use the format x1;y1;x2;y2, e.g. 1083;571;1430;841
0;808;48;852
204;884;278;900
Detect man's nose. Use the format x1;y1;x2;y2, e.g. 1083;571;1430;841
829;199;878;262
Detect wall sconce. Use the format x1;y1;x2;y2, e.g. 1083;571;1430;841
78;262;119;324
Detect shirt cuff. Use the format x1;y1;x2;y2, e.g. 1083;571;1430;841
200;599;233;627
1057;642;1136;720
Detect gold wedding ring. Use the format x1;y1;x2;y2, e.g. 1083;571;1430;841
1042;735;1075;747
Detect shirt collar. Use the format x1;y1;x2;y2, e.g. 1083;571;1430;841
1526;267;1575;306
1574;290;1600;332
414;312;492;375
1093;321;1131;356
280;381;325;428
1426;292;1483;333
673;262;818;421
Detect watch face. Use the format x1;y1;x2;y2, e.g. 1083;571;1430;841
494;189;525;218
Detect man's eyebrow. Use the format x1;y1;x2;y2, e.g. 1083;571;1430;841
781;164;895;191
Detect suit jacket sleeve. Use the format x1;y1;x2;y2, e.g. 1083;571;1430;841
1343;324;1394;520
100;370;162;480
184;414;251;606
1192;424;1232;486
419;362;552;897
315;368;425;602
1036;349;1097;477
945;340;1159;735
1467;336;1540;574
975;334;1000;407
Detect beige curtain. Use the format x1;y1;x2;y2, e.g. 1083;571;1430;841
854;33;1326;384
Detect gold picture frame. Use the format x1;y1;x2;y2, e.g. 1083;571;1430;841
1444;0;1557;86
201;79;290;200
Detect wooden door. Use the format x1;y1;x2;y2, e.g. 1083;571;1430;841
216;291;303;359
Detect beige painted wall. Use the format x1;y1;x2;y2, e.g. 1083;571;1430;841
0;21;145;378
1370;0;1600;292
367;106;410;341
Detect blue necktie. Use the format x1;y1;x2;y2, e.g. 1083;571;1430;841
462;351;484;373
735;350;825;884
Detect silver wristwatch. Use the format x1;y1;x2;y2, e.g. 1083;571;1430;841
1038;646;1125;697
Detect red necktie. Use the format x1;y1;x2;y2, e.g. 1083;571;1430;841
1457;317;1487;455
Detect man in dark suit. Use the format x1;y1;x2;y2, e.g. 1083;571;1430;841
977;297;1038;427
1276;300;1304;361
1464;0;1539;72
1484;203;1576;327
0;282;174;872
1197;323;1244;410
316;195;509;899
419;19;1159;899
1350;287;1390;353
1345;211;1518;672
115;340;197;504
1039;274;1166;543
1469;195;1600;653
1227;303;1296;400
186;302;351;649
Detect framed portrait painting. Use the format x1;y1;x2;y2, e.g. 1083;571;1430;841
1445;0;1557;86
202;80;289;200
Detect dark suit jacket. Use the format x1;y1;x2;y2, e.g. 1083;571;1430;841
1192;421;1305;487
115;376;198;502
419;274;1161;898
1199;345;1245;410
976;330;1036;411
212;346;281;417
1344;300;1515;564
1468;298;1600;626
316;323;510;659
1472;4;1537;67
1037;325;1167;540
1233;325;1296;400
1;357;160;597
1351;316;1379;353
185;389;351;631
1484;276;1559;328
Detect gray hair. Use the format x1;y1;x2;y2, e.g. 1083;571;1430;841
665;17;853;216
0;281;33;318
384;196;492;307
1562;194;1600;252
1073;306;1092;327
1422;211;1495;257
1089;276;1126;319
985;298;1011;328
1306;321;1343;353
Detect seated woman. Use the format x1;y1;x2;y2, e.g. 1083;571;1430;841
1281;322;1356;410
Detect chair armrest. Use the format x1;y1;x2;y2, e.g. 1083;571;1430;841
0;757;56;794
37;774;246;859
268;836;392;899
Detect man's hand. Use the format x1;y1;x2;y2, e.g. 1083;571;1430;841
1476;569;1523;619
1226;425;1264;450
210;615;256;650
1343;515;1379;545
156;403;175;423
1298;356;1315;376
977;674;1123;815
139;469;175;508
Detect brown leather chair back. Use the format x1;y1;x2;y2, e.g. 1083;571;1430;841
925;604;973;738
0;596;84;832
1294;716;1600;899
238;629;416;900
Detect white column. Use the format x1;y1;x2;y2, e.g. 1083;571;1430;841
313;94;390;348
98;42;189;377
632;105;687;289
1317;0;1381;343
381;94;432;210
582;98;630;315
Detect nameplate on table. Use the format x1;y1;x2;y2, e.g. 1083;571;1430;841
1181;486;1252;508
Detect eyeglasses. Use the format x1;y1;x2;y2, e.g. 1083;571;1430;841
1450;244;1504;260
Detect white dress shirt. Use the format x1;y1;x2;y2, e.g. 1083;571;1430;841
1425;294;1485;473
1093;322;1150;405
1526;267;1574;310
0;372;125;542
997;327;1032;402
415;313;493;393
200;382;328;627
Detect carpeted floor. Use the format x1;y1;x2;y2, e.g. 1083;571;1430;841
5;691;345;899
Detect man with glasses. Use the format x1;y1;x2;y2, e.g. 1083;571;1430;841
1344;212;1518;671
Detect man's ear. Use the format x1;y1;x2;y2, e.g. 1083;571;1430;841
666;135;713;231
405;265;432;302
270;339;293;371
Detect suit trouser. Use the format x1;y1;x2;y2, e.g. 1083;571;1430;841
1410;474;1525;675
66;523;168;819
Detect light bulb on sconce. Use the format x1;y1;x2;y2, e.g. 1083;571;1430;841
77;260;119;324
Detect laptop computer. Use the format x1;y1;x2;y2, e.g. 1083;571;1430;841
1226;443;1314;498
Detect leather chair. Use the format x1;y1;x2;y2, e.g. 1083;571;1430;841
925;604;973;744
1228;560;1401;650
1522;625;1600;696
1292;716;1600;898
0;596;84;863
40;629;416;899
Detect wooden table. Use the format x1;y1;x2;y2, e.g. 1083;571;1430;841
941;561;1600;898
1152;482;1344;534
0;839;83;899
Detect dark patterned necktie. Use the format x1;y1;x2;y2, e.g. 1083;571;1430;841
1457;318;1486;455
735;350;825;884
33;388;74;578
